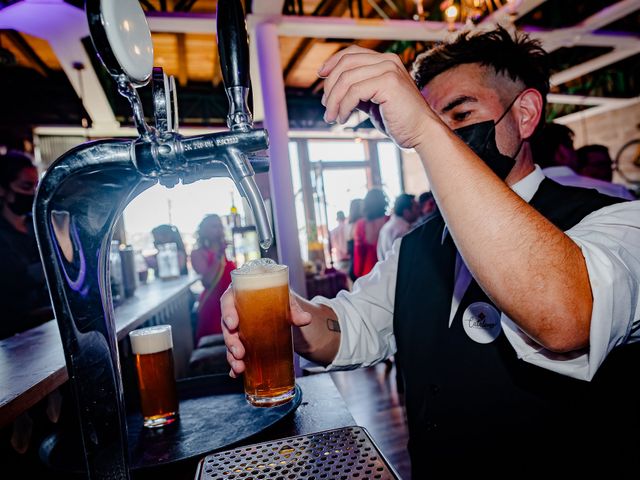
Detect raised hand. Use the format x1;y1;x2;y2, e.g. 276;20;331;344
319;45;435;149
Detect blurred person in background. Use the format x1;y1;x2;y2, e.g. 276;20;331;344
0;152;52;339
377;193;419;261
532;123;634;200
417;191;436;223
147;224;189;276
190;214;235;345
346;198;363;282
329;210;350;272
352;189;389;279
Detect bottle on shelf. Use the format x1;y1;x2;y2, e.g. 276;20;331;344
109;240;125;305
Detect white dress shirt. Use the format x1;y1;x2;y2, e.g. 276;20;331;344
377;214;412;261
314;165;640;381
543;165;635;200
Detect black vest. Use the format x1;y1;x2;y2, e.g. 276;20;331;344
394;179;639;475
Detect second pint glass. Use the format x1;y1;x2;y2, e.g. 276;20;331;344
231;259;295;407
129;325;179;428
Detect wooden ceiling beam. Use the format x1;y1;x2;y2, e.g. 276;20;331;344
211;40;222;86
283;0;347;82
176;33;188;86
5;31;49;77
481;0;548;25
140;0;157;12
0;0;118;129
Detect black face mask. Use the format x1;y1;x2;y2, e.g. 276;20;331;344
7;191;35;216
453;94;523;181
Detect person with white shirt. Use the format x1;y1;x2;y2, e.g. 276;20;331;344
329;210;351;272
377;193;419;261
543;164;635;199
532;122;635;199
222;27;640;475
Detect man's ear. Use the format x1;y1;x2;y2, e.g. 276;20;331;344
515;88;543;140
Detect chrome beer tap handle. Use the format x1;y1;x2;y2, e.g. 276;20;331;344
32;1;274;479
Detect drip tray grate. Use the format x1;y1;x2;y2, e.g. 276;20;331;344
195;426;401;479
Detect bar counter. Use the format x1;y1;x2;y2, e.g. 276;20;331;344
0;273;200;428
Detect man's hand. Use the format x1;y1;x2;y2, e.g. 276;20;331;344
221;286;312;378
319;45;435;149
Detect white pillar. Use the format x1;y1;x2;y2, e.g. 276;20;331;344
255;22;307;296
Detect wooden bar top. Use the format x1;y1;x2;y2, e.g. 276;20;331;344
0;273;200;428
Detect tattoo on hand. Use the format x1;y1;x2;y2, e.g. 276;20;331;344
326;319;341;332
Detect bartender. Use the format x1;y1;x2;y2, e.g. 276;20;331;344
222;27;640;475
0;151;51;339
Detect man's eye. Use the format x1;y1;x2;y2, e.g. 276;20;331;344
453;111;471;121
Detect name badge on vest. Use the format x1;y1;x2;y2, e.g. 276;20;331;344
462;302;502;344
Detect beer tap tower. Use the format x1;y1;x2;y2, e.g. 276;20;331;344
33;0;271;478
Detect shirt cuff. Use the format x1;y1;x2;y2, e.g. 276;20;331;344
502;220;640;382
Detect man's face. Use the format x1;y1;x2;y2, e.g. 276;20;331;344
421;198;435;216
404;200;420;223
4;166;38;203
201;218;225;243
420;63;523;161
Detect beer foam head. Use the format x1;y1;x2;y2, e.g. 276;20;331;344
231;258;288;291
129;325;173;355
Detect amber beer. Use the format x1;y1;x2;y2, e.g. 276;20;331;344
129;325;179;428
232;259;295;407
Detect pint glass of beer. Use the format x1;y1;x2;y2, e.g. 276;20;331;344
231;259;296;407
129;325;179;428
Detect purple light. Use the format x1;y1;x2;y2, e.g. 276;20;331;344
0;0;88;40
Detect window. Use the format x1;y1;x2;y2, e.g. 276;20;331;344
377;141;403;203
123;177;244;256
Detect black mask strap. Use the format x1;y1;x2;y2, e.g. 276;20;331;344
494;92;522;129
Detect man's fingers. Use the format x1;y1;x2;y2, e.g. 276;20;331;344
226;350;245;375
290;295;312;327
326;71;397;124
318;45;375;77
226;337;245;360
220;287;239;331
322;55;399;105
322;60;399;119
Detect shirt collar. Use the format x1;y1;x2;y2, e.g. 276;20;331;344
441;165;546;244
541;165;575;178
510;164;546;203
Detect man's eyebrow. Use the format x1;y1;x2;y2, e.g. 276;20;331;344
441;95;477;114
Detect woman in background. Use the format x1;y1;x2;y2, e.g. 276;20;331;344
352;189;389;279
346;198;363;283
190;214;235;345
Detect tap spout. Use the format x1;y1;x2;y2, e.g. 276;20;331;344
226;148;273;250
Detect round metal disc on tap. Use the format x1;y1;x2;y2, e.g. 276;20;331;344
87;0;154;86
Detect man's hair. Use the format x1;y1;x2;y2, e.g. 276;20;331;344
412;26;550;131
152;224;186;253
530;123;576;169
393;193;415;217
348;198;364;223
363;188;388;220
196;214;223;248
577;144;613;182
418;191;433;205
0;151;35;189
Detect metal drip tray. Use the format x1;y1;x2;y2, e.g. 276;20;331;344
195;426;401;479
